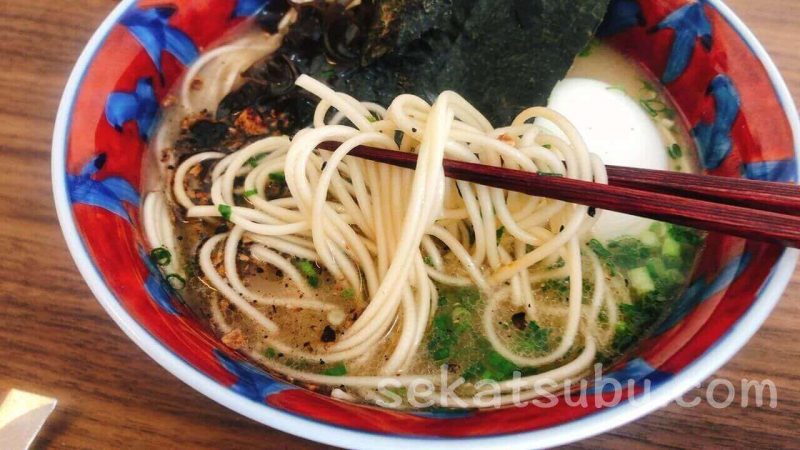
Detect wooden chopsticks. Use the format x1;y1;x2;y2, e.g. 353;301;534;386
317;141;800;248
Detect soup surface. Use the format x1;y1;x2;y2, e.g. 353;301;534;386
141;6;704;408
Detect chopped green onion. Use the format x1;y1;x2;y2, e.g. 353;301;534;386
423;256;434;267
247;153;267;168
341;287;355;300
640;98;668;117
269;171;286;185
431;347;450;361
319;69;336;80
264;347;277;359
639;231;660;248
537;171;563;177
323;363;347;376
516;321;551;354
641;80;657;94
451;306;471;330
243;189;258;197
218;204;232;220
668;224;703;246
296;259;320;288
587;239;611;259
667;143;683;159
166;273;186;290
542;144;552;149
367;114;379;123
150;247;171;267
662;236;682;258
628;267;655;294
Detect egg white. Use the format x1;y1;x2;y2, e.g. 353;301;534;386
537;78;669;241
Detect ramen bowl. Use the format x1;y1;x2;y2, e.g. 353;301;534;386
52;0;799;448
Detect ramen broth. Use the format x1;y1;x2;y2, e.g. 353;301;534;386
142;18;704;405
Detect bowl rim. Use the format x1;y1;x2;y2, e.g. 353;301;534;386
51;0;800;448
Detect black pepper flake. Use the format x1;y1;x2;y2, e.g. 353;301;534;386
276;269;284;277
559;225;565;232
511;312;527;330
412;128;418;133
588;207;596;217
321;325;336;343
256;267;265;274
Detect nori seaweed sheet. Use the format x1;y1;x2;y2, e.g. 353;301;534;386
218;0;610;128
354;0;610;124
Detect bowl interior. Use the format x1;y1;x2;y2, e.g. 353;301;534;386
53;0;799;445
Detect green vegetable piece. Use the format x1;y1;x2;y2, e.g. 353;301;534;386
541;278;569;295
427;313;457;362
662;236;682;258
517;321;551;354
588;239;612;259
607;237;652;269
668;225;702;246
247;153;267;168
485;351;519;380
150;247;171;267
264;347;277;359
296;259;320;288
423;256;435;267
319;69;336;80
628;267;655;294
650;222;667;237
166;273;186;290
218;204;232;220
269;171;286;186
639;231;660;248
431;347;450;361
244;189;258;197
323;363;347;376
341;287;355;300
440;286;481;310
451;306;471;332
646;259;668;279
668;143;683;159
462;361;486;382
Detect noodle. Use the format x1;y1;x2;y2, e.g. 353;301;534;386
142;72;621;407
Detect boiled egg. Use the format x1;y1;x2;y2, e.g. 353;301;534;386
536;77;670;241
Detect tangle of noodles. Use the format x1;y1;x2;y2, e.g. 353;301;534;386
142;72;632;407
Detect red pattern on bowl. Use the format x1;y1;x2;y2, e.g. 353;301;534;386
52;0;799;447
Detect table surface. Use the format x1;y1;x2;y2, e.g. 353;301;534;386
1;0;798;448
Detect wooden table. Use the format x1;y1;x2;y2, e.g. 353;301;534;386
0;0;797;448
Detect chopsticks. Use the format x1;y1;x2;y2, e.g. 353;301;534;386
317;141;800;248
